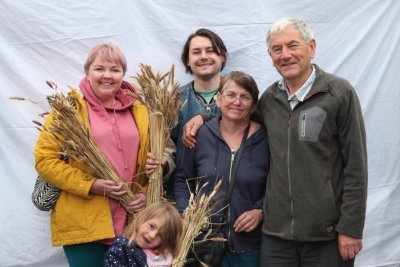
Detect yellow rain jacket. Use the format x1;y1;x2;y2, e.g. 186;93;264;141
34;89;150;246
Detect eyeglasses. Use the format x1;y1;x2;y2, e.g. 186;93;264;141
221;92;252;104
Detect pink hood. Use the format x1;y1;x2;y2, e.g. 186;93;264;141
79;76;136;111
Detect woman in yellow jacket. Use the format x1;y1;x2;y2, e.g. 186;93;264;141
34;43;175;267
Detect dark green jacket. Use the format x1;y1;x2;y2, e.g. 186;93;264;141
259;64;367;241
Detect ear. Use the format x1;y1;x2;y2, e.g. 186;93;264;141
309;39;316;59
250;103;257;114
220;54;226;66
215;92;222;108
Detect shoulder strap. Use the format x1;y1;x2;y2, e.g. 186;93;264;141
66;96;77;109
226;124;250;205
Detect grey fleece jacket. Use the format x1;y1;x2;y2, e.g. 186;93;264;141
258;64;367;241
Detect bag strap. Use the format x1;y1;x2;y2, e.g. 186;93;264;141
205;123;251;232
66;96;77;109
215;124;249;230
225;124;250;208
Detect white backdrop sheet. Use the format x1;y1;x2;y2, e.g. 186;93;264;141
1;0;399;266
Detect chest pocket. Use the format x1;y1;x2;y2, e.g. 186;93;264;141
298;106;327;142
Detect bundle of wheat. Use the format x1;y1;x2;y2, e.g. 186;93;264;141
36;83;138;215
172;179;225;267
132;64;185;205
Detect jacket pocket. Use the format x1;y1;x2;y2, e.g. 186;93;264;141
298;106;326;142
320;180;338;225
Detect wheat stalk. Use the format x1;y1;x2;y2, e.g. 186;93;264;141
9;96;38;104
46;91;138;215
132;64;185;205
172;179;226;267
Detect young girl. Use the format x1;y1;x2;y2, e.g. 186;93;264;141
104;201;182;267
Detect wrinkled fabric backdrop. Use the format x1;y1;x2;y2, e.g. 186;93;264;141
0;0;399;266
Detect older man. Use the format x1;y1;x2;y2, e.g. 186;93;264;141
258;18;367;266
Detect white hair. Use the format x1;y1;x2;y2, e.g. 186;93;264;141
266;18;315;49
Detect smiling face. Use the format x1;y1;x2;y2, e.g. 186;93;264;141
268;25;316;90
187;36;225;81
135;217;165;250
217;80;256;122
86;55;124;105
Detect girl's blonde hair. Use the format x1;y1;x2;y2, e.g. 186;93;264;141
124;201;183;257
84;43;127;75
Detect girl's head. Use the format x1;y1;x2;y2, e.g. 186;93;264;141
125;201;182;257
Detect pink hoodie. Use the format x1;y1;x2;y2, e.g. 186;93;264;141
80;76;140;244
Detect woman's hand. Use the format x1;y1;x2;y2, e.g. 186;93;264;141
145;152;166;177
127;192;146;213
233;209;263;233
89;179;126;200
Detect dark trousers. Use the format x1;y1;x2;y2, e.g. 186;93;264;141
260;234;355;267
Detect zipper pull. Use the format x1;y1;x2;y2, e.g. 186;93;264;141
301;114;306;137
229;150;236;182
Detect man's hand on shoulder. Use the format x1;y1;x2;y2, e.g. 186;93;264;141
182;115;204;148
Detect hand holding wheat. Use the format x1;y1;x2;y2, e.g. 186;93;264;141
131;64;185;205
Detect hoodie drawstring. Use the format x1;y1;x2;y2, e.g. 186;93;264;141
102;106;128;170
111;109;128;169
